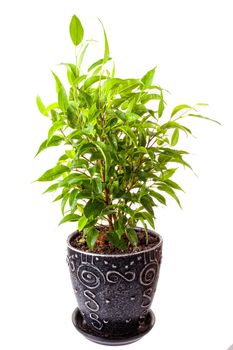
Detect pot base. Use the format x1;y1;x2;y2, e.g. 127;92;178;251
72;307;155;346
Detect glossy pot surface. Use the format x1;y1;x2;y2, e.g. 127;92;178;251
67;228;162;337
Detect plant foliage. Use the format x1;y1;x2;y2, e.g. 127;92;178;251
35;15;219;250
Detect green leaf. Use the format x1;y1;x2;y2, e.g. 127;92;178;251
51;71;63;93
161;121;192;135
158;184;182;208
149;190;167;205
187;114;221;125
141;67;156;87
108;232;128;250
141;212;155;229
67;104;77;128
140;195;154;216
69;189;79;211
86;227;99;250
65;149;76;159
84;199;105;218
119;125;137;145
171;104;191;117
196;103;209;106
77;43;89;69
92;177;103;194
98;19;110;63
165;179;184;191
58;173;89;187
161;168;177;180
169;158;193;170
158;94;165;118
69;15;84;46
61;63;78;85
53;193;64;202
61;193;69;215
35;135;63;157
134;211;155;229
37;165;69;182
36;96;48;116
59;213;80;225
43;183;59;194
126;228;138;247
83;75;107;89
78;215;88;231
70;158;88;169
58;87;68;112
48;121;65;142
93;141;111;180
141;93;160;104
88;58;111;72
171;128;179;146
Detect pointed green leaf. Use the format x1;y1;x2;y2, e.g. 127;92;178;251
53;193;64;202
161;121;192;135
141;212;155;229
126;228;138;247
134;211;155;229
88;58;111;72
60;63;78;85
70;158;88;169
36;96;48;116
98;19;110;63
59;213;80;225
77;43;89;69
140;195;154;216
58;173;89;187
108;232;128;251
51;71;63;92
165;179;184;191
61;193;69;215
83;75;107;89
43;183;59;194
158;184;182;208
158;94;165;118
93;141;111;181
69;189;79;212
37;165;69;182
48;121;65;142
84;199;105;218
69;15;84;46
196;103;209;106
119;126;137;145
92;177;103;194
78;215;88;231
141;67;156;87
86;227;99;250
171;104;191;117
187;114;221;125
161;168;177;180
58;87;68;112
35;135;63;157
171;128;179;146
141;93;161;103
149;190;167;205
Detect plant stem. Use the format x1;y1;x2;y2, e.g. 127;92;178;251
100;159;113;231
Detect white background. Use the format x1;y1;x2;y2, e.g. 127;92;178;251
0;0;232;349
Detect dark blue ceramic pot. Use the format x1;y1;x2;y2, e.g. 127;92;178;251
67;228;162;344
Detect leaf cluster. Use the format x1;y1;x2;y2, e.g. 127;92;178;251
35;15;219;250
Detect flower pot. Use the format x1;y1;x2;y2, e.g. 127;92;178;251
67;228;162;345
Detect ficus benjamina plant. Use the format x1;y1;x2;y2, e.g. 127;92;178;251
35;15;219;251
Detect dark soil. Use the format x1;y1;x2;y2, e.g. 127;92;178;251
70;226;160;254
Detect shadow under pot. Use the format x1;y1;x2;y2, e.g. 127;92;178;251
67;228;163;345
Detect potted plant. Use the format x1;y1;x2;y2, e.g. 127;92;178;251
35;14;219;345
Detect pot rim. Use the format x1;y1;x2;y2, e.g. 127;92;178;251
67;227;162;257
